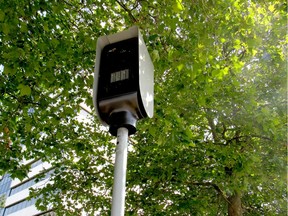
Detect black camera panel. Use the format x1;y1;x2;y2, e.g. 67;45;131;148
98;37;139;101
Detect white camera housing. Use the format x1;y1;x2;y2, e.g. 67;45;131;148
93;26;154;129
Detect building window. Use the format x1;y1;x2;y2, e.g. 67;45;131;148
9;170;53;196
0;175;12;195
37;211;56;216
3;198;37;216
30;160;43;169
0;175;12;216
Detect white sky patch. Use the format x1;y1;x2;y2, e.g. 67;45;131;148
0;64;3;74
100;21;106;28
76;108;91;124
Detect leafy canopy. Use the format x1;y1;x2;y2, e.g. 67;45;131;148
0;0;286;215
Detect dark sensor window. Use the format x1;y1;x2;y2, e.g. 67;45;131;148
98;37;139;100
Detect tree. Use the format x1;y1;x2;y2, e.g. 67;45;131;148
0;0;286;215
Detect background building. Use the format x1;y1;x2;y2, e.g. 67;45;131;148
0;106;91;216
0;160;55;216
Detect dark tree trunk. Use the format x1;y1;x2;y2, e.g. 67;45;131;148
228;192;242;216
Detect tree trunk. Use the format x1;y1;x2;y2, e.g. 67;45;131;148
228;192;242;216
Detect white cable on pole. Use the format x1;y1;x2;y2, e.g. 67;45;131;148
111;127;129;216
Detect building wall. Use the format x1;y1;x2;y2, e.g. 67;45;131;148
0;175;12;216
0;160;53;216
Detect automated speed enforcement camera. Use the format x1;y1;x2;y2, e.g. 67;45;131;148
93;26;154;136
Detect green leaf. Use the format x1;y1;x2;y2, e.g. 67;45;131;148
233;39;241;50
149;127;156;137
0;11;5;21
3;66;15;75
151;49;160;62
20;22;28;32
18;84;31;96
2;23;10;34
177;64;184;72
25;124;32;132
43;22;49;31
173;0;184;12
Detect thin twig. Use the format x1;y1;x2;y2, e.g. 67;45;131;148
190;181;231;204
115;0;137;23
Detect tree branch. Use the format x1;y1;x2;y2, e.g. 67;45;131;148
249;134;273;141
190;181;230;204
205;108;218;142
115;0;137;23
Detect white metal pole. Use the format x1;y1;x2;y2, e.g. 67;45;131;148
111;127;129;216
